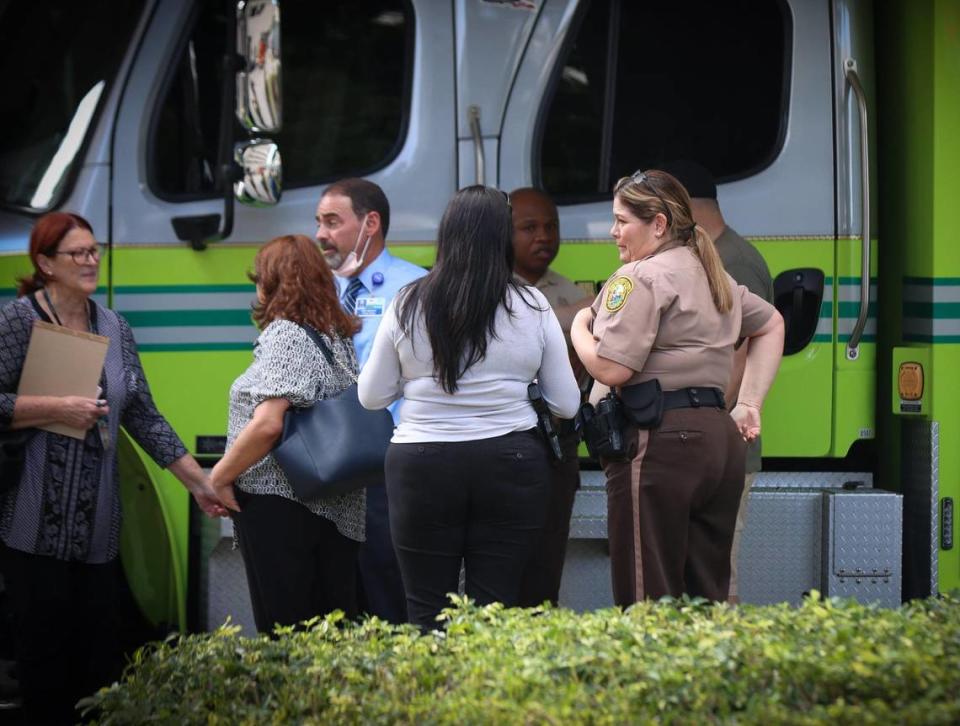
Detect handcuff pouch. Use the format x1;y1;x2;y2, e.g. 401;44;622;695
619;378;664;429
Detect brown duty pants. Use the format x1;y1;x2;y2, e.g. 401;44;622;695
604;407;745;605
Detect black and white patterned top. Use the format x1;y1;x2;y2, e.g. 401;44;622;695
227;319;365;542
0;296;188;564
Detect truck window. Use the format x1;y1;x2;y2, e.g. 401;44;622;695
539;0;790;200
151;0;413;199
0;1;145;212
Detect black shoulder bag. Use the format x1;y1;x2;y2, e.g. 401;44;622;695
273;325;394;500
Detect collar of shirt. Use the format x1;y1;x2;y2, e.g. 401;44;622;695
643;238;686;261
513;269;558;291
336;247;394;298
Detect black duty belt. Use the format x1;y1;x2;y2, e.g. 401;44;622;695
662;387;726;411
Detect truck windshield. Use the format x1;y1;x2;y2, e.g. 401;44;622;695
0;1;145;212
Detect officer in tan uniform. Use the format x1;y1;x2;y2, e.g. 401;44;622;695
570;170;784;603
509;187;592;606
510;188;593;330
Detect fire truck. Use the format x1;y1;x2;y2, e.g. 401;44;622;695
0;0;955;631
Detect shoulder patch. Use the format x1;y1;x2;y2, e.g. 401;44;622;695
604;276;634;312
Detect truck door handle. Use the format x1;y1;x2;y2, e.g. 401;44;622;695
774;268;825;355
468;105;485;186
844;58;871;360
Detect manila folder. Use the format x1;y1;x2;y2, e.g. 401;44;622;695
17;321;110;439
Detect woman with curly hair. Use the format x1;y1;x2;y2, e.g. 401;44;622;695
211;234;364;632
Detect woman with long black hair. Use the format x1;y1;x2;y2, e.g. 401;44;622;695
359;186;579;629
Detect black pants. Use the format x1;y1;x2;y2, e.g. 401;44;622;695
1;546;120;725
517;430;580;607
356;482;407;624
233;491;359;633
386;428;550;631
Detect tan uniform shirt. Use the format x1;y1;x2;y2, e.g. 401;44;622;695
591;246;774;391
516;268;590;309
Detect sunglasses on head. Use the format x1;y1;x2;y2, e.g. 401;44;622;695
628;171;673;228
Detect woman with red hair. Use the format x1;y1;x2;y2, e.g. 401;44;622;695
0;211;224;722
211;234;365;632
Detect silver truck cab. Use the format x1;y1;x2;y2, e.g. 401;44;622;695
0;0;887;631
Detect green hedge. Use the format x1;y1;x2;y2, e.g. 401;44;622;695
84;593;960;724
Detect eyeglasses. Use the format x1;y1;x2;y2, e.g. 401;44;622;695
52;245;104;264
628;171;673;228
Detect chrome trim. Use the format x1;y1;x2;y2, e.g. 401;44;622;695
468;104;485;186
844;58;871;359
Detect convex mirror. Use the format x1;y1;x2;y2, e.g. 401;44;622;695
234;140;282;206
236;0;281;133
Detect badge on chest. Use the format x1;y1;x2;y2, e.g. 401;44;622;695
355;296;386;317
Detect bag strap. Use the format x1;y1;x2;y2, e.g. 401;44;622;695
299;324;334;365
298;324;357;383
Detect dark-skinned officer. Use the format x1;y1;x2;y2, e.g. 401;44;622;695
509;187;591;607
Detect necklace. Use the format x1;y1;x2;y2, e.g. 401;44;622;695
42;287;91;332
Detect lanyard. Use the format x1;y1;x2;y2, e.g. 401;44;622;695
42;288;64;326
42;287;92;332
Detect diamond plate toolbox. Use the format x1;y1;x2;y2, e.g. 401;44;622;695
569;470;608;539
822;489;903;607
737;488;823;606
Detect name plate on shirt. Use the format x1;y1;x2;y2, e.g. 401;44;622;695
355;296;385;317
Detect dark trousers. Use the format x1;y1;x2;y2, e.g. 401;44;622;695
356;482;407;624
605;407;745;605
386;429;550;631
233;491;359;633
1;546;120;725
517;430;580;607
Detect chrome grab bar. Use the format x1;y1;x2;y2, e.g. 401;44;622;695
468;105;485;186
844;58;870;360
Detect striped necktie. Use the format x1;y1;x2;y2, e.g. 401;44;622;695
342;277;365;314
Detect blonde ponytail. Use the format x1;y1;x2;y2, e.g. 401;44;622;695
691;225;733;313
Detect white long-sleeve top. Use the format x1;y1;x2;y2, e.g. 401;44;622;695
358;286;581;443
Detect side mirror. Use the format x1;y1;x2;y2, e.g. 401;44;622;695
234;140;282;206
236;0;282;133
173;0;282;250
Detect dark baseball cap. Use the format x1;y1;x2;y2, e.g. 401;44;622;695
658;160;717;200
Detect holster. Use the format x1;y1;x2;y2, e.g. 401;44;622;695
528;382;563;462
575;393;637;462
619;378;664;429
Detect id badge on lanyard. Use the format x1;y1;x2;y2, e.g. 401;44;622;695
97;417;111;452
95;385;111;452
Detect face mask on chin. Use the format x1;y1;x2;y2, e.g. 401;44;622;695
332;214;372;278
